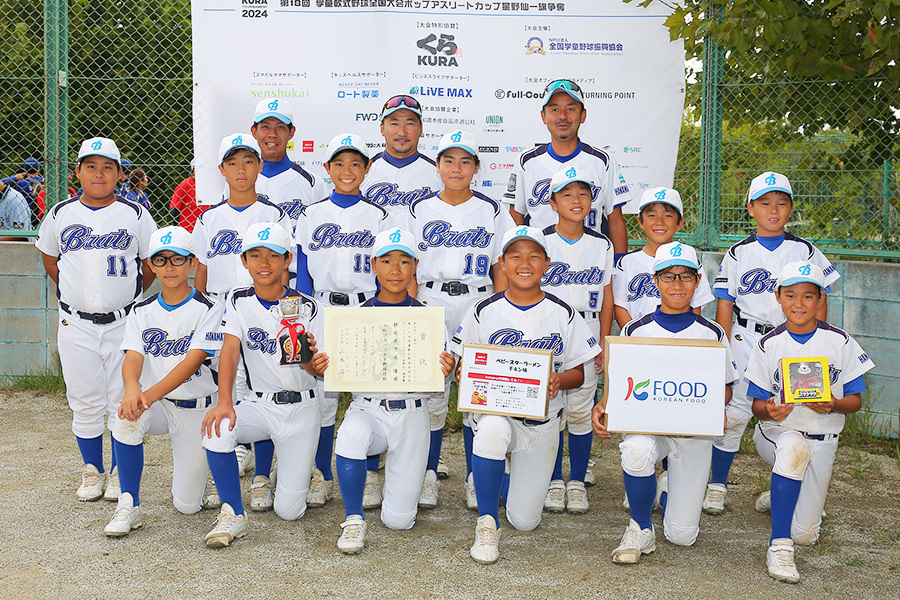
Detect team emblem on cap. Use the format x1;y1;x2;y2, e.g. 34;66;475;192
765;173;777;185
451;131;462;142
268;99;278;110
517;227;528;236
160;232;172;244
670;243;683;257
91;140;102;150
232;135;242;146
258;228;271;241
566;167;576;178
389;229;402;243
655;189;667;200
799;264;811;275
341;136;352;146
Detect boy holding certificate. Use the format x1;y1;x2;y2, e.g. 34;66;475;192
331;227;456;554
745;262;874;584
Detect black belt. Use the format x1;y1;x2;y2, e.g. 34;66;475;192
513;408;564;427
165;396;214;409
424;281;490;296
801;432;838;441
735;315;775;335
364;396;424;411
60;301;132;325
579;311;598;319
328;292;367;306
256;389;316;404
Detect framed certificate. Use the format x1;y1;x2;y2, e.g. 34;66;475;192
457;344;552;420
323;306;446;393
782;357;831;403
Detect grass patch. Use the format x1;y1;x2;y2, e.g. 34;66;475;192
846;447;881;480
1;366;66;395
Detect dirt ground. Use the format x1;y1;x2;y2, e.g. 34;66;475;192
1;390;898;600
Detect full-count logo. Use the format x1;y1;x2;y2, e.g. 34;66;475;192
417;33;459;67
495;89;544;100
624;377;709;403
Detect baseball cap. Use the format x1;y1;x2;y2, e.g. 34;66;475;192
777;261;825;289
218;132;261;163
437;130;478;158
77;137;122;167
373;227;417;259
253;97;293;125
542;79;585;107
500;225;548;254
639;186;683;215
120;158;133;171
149;226;193;257
23;158;40;171
550;166;594;194
748;171;793;202
325;133;369;162
242;222;292;255
653;241;700;272
381;94;423;120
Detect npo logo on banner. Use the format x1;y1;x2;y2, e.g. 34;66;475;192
603;336;727;437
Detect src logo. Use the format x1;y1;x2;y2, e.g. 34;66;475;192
624;377;650;401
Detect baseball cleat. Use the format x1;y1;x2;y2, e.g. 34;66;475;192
249;475;274;511
205;503;248;548
566;480;589;514
362;470;383;510
103;466;121;502
337;514;367;554
104;492;143;537
234;445;253;478
307;468;334;508
77;464;106;502
702;483;727;515
611;519;656;564
544;479;566;513
755;490;771;513
464;472;478;511
470;514;500;564
622;493;630;510
767;538;800;583
418;470;439;509
436;452;450;479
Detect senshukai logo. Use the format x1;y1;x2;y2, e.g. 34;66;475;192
624;377;650;401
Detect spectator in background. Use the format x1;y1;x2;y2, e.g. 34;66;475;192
0;176;32;240
170;160;205;232
2;157;43;226
119;158;134;193
37;163;78;220
125;168;151;210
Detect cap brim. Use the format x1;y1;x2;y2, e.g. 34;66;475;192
639;199;683;214
749;186;792;201
243;242;289;254
654;258;700;272
78;152;121;167
151;246;192;257
374;244;417;259
382;106;422;120
778;276;824;289
254;111;293;125
552;178;594;193
542;88;584;106
327;147;368;162
221;145;260;162
502;236;547;254
438;143;478;158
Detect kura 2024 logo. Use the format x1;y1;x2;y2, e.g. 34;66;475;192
624;377;709;403
417;33;460;67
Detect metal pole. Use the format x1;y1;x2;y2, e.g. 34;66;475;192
43;0;69;211
883;159;893;250
698;6;724;249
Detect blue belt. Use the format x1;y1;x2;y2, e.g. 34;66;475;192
801;432;838;441
165;396;214;409
364;397;424;411
513;408;564;427
257;389;316;404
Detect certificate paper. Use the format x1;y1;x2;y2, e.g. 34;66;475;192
457;344;552;420
323;307;446;393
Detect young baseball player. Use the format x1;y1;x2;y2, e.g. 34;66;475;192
406;129;513;511
193;132;293;507
539;167;614;514
505;78;632;256
200;222;326;547
104;226;224;537
704;172;839;515
293;133;388;507
746;261;873;583
452;226;600;564
592;242;738;564
330;227;456;554
36;137;156;502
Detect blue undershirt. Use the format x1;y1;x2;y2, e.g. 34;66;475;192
373;295;414;307
380;152;420;169
504;293;542;311
546;141;582;164
756;233;785;251
652;307;695;333
261;155;293;178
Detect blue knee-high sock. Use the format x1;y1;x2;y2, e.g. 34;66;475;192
661;457;669;471
76;435;104;472
426;429;442;473
472;455;505;525
551;430;565;480
710;447;737;486
568;432;592;482
500;471;510;506
206;450;244;515
770;473;802;543
253;439;275;478
109;434;117;472
660;491;668;518
623;472;656;530
366;455;380;473
336;455;367;519
316;424;335;480
463;425;474;476
113;439;143;505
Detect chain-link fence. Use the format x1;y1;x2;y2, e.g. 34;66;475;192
3;3;898;258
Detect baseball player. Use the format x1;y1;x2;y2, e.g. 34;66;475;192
592;242;738;564
704;172;839;516
36;136;157;502
294;133;388;507
405;129;513;510
745;261;874;583
539;167;614;514
0;176;31;241
362;94;442;229
330;227;456;554
504;78;632;256
451;226;600;564
201;222;326;547
104;226;224;537
193;133;292;509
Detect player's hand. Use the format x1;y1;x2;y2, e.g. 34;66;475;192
455;358;462;384
201;404;236;439
119;386;146;421
594;349;604;375
548;371;561;399
310;350;329;375
438;351;456;378
591;403;612;438
805;397;836;414
763;397;793;422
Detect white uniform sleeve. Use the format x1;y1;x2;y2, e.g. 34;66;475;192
449;305;478;356
714;249;738;300
137;207;158;259
293;208;309;250
601;242;615;287
743;341;773;397
189;299;226;354
691;270;716;309
611;259;629;309
561;312;601;371
722;337;739;385
834;335;875;398
35;209;59;256
809;246;840;290
220;298;245;339
192;218;210;266
605;153;633;212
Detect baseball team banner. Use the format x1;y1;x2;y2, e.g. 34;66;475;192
191;1;685;209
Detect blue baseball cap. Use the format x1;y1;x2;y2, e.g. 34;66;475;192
373;228;417;259
23;157;40;171
253;97;293;125
653;242;700;272
120;158;133;171
149;226;193;257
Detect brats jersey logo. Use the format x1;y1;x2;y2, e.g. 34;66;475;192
416;33;460;67
624;377;708;404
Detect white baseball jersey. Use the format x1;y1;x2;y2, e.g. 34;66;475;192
120;290;224;400
451;292;600;415
540;226;613;313
0;185;30;231
407;191;514;288
294;197;387;295
36;196;156;313
744;323;874;435
362;152;442;227
222;286;322;394
613;249;715;319
192;196;292;296
714;234;839;326
503;141;632;232
256;161;329;224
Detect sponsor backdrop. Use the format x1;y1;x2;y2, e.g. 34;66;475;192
192;0;685;209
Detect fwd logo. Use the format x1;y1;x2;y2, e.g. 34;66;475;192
356;113;379;122
624;377;650;401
